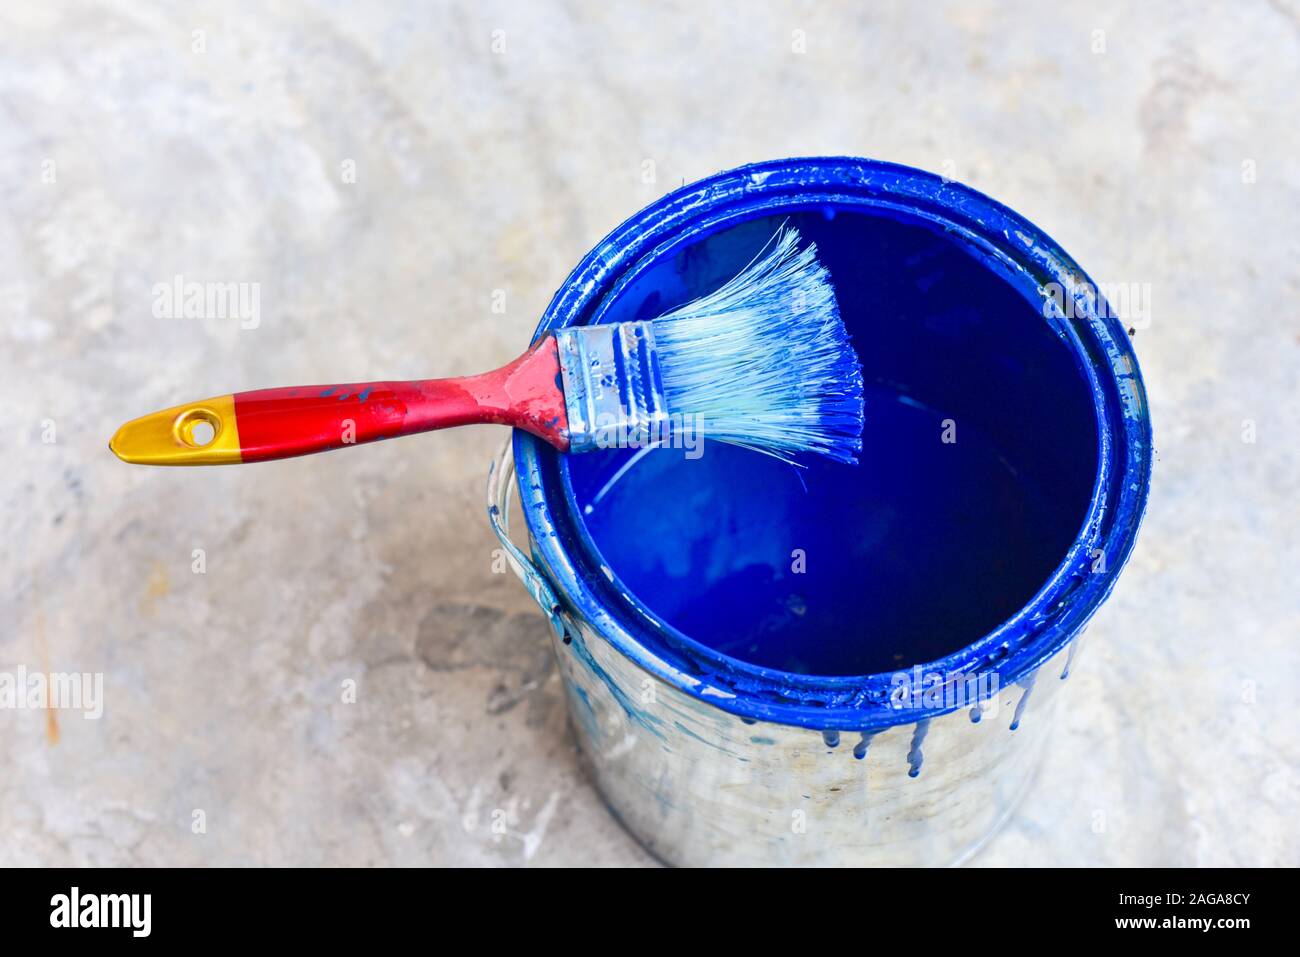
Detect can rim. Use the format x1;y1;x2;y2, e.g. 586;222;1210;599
513;156;1152;731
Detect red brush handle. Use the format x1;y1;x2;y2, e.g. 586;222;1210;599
108;338;570;466
234;338;569;462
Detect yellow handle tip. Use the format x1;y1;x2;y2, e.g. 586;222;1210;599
109;395;243;465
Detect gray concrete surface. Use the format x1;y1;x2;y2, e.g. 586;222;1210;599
2;0;1296;866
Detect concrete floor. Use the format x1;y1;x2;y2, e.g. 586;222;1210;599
2;1;1296;866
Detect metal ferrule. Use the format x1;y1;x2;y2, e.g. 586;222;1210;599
555;322;669;453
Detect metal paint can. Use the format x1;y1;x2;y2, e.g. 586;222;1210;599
488;157;1151;866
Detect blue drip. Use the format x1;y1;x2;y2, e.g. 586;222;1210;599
1010;672;1038;731
906;720;930;778
1061;639;1080;680
853;731;875;760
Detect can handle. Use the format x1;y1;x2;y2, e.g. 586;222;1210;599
487;437;566;639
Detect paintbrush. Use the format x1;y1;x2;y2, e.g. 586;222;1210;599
109;228;864;467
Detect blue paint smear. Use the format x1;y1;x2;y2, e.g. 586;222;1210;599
566;684;601;743
674;720;743;758
563;626;667;742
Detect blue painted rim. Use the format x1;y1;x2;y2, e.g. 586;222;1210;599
513;156;1152;731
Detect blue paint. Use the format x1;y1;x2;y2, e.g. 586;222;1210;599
822;730;840;749
853;732;876;760
357;388;371;402
514;158;1152;732
573;380;1085;675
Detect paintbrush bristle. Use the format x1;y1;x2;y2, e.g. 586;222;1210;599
651;227;864;464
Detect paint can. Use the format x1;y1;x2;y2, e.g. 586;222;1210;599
488;157;1151;866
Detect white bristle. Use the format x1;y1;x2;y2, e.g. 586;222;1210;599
651;227;865;464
